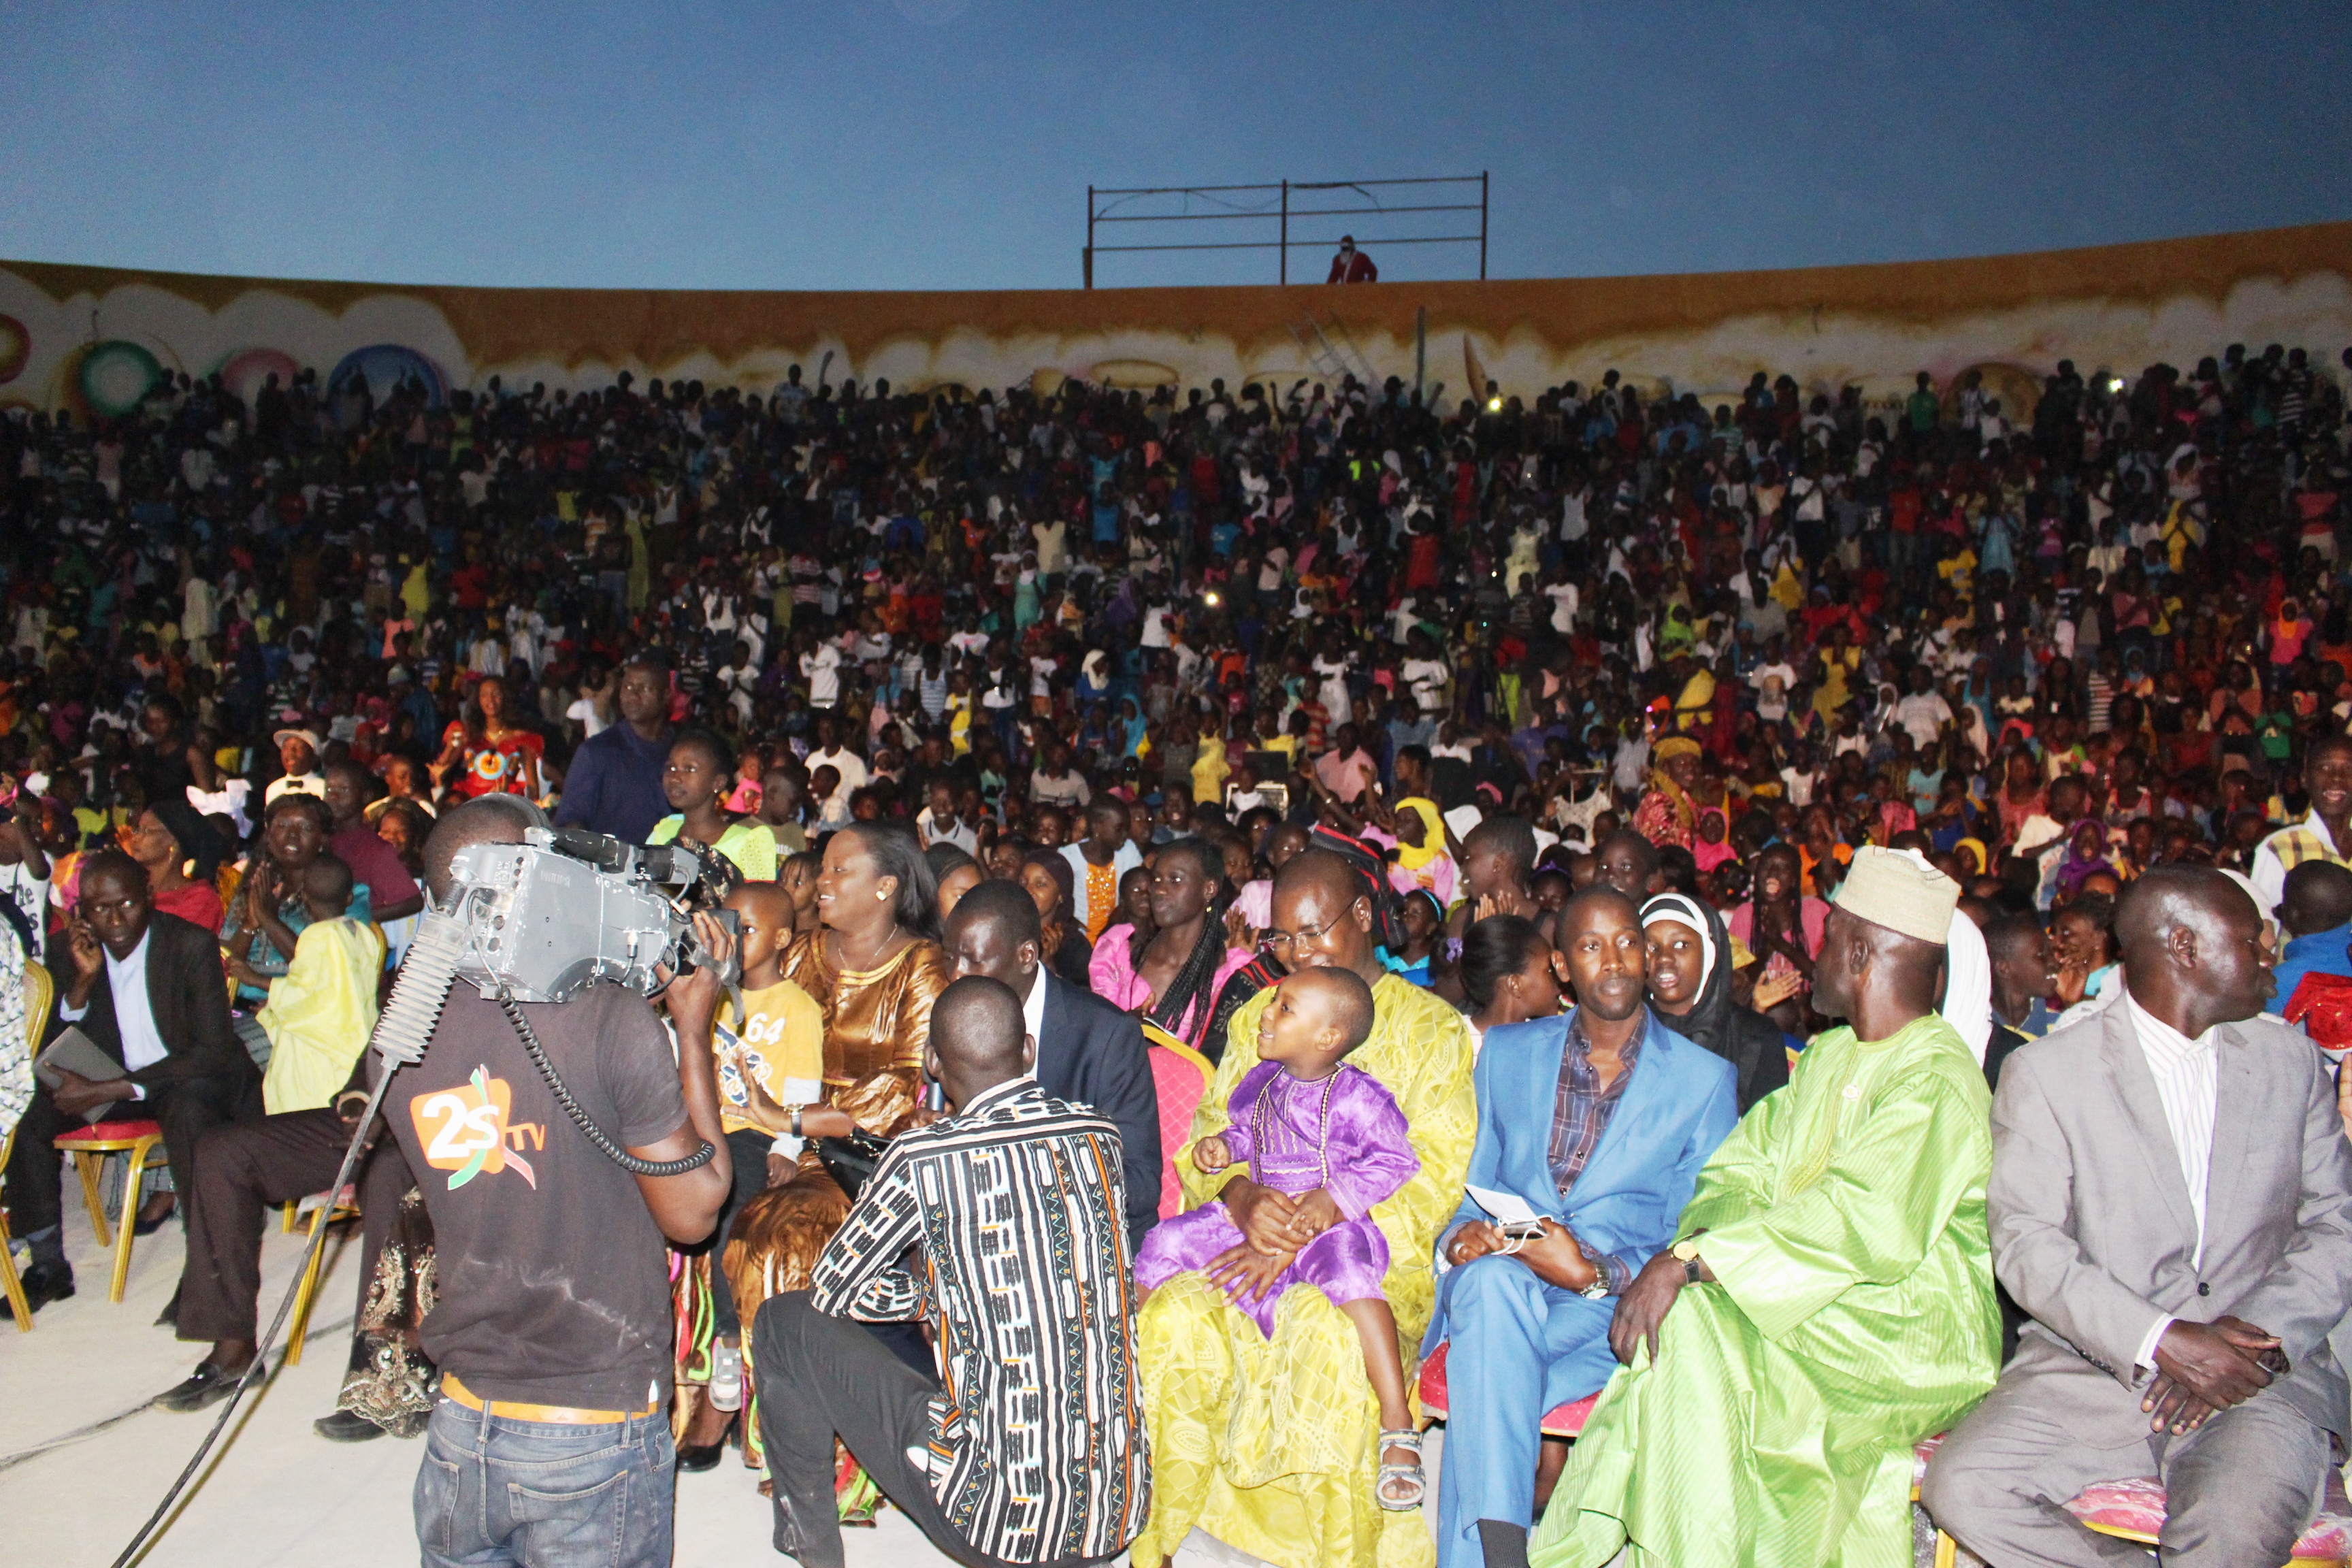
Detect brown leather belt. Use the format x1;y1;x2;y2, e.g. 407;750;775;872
440;1372;657;1426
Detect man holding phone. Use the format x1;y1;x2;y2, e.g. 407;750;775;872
5;849;260;1313
1423;885;1738;1568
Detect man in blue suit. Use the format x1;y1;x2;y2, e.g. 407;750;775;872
1427;886;1740;1568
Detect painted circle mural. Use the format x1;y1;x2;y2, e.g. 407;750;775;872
0;314;27;385
218;347;304;408
327;343;446;408
79;339;166;416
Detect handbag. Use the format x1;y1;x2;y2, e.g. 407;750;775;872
814;1128;892;1200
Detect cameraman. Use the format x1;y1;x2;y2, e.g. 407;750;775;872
389;796;733;1568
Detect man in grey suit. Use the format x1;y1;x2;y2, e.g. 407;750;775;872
1925;866;2352;1566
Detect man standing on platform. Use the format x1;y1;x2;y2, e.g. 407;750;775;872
1526;847;1999;1568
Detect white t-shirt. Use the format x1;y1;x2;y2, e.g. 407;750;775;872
1543;583;1580;634
1891;691;1955;750
801;644;844;704
1403;658;1450;713
565;696;610;740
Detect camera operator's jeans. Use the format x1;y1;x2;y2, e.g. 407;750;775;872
414;1397;674;1568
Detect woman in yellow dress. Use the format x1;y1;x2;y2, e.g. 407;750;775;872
721;822;952;1488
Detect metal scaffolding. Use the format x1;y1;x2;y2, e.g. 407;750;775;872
1083;174;1488;289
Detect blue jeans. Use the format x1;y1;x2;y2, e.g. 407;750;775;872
414;1396;674;1568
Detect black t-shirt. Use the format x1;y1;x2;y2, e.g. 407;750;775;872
387;983;687;1410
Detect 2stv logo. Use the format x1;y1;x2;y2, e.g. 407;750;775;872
410;1067;546;1191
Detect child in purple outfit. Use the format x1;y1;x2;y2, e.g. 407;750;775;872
1134;966;1426;1508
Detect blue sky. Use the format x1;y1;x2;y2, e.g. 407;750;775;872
1;2;2346;292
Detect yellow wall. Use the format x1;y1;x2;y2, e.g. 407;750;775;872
3;220;2347;421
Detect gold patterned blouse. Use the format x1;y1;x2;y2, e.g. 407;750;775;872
777;928;954;1137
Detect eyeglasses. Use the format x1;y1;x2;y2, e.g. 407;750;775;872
1263;899;1362;957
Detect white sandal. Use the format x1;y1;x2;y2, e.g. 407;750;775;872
1375;1426;1425;1511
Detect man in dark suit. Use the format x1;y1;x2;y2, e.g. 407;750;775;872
941;879;1162;1250
7;849;261;1311
1926;866;2352;1566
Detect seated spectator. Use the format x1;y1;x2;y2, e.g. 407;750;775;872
1640;890;1789;1112
1529;849;1997;1568
1138;967;1428;1507
221;794;373;1015
323;760;423;960
226;854;380;1115
1431;887;1737;1568
1015;847;1094;987
1132;849;1474;1568
2270;858;2352;1009
1926;867;2352;1567
649;727;777;882
5;850;261;1309
122;796;225;932
1456;911;1565;1051
751;977;1148;1568
941;879;1161;1249
1088;836;1251;1051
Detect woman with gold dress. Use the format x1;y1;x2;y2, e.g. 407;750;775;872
718;822;951;1492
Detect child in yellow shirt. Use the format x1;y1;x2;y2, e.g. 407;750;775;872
682;881;823;1459
229;857;384;1115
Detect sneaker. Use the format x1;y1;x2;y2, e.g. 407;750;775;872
707;1341;745;1413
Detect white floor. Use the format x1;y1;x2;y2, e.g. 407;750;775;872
0;1177;1317;1567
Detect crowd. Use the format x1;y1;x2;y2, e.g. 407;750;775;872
2;325;2352;1568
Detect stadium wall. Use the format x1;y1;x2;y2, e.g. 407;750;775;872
1;221;2347;424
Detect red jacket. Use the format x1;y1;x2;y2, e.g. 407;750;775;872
1326;249;1377;283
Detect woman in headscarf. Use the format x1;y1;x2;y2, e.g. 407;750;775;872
123;796;225;930
1631;734;1702;850
1641;892;1789;1113
1379;795;1457;907
1939;905;1994;1068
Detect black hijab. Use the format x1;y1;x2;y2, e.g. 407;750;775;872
1641;892;1788;1114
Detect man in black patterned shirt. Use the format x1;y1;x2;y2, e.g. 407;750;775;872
752;975;1149;1568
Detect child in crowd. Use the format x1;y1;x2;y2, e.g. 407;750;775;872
779;849;822;933
1134;966;1426;1510
650;727;778;882
229;855;383;1115
681;881;825;1455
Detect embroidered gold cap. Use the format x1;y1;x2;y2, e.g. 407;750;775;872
1831;846;1960;946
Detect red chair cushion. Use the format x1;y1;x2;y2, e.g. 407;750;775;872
1417;1341;1601;1438
54;1118;164;1147
2063;1471;2352;1558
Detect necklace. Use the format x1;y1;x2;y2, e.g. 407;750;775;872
836;924;903;973
1249;1066;1340;1192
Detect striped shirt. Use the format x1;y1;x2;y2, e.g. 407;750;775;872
811;1077;1149;1564
2121;990;2221;1371
1548;1007;1649;1292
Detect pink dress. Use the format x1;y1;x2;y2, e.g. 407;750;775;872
1134;1061;1418;1338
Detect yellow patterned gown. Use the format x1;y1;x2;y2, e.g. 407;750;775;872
1529;1013;2000;1568
1132;974;1475;1568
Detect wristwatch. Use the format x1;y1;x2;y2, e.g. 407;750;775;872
788;1105;804;1139
1571;1235;1611;1299
1671;1237;1704;1284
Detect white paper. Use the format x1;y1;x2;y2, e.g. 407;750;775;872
1465;1184;1543;1227
1443;804;1485;840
